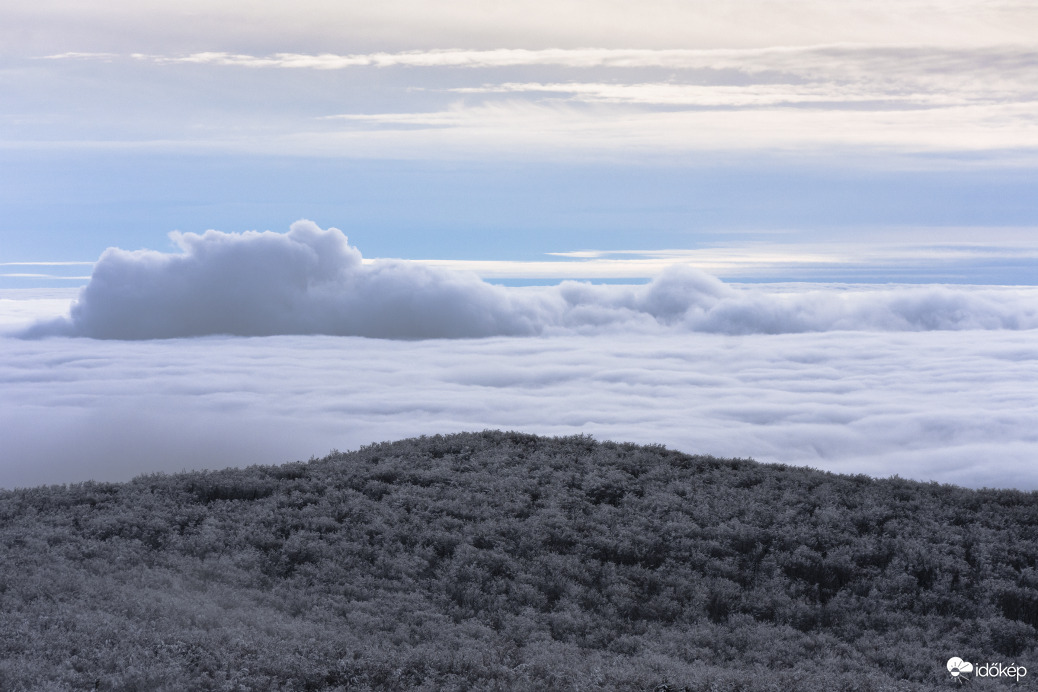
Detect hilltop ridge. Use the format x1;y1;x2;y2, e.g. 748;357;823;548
2;431;1036;690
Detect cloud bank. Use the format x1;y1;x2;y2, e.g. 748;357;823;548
19;222;1038;340
2;329;1036;490
22;221;540;340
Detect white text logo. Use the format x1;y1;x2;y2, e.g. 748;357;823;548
948;656;1027;682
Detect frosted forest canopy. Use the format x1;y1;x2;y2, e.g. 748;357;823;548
2;432;1036;690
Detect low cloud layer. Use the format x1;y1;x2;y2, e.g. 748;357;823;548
19;222;1038;340
2;329;1036;490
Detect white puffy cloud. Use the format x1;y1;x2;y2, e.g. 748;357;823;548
21;221;544;339
18;222;1038;340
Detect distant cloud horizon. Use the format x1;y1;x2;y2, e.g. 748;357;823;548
14;221;1038;340
7;226;1038;288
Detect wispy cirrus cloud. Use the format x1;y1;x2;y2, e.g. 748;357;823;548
27;46;1038;159
0;262;95;285
45;45;1038;76
12;0;1038;58
448;82;976;108
0;261;96;266
0;274;90;279
310;100;1038;158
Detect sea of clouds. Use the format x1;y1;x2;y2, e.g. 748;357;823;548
2;221;1037;490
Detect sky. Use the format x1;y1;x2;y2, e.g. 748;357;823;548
1;1;1037;489
2;0;1038;282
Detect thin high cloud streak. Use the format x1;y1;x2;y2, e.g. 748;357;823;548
14;1;1035;58
55;46;1038;73
1;330;1036;489
19;45;1038;160
45;46;1038;125
19;222;1038;340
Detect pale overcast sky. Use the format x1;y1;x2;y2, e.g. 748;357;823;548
2;0;1037;283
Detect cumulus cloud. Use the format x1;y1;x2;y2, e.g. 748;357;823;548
18;222;1038;340
22;221;543;339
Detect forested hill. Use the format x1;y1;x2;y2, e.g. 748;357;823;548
2;432;1037;691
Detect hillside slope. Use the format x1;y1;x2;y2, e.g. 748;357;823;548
2;431;1036;690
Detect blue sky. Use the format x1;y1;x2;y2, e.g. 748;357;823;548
3;153;1038;286
2;0;1037;285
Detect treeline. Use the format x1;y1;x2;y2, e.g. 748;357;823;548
1;431;1036;690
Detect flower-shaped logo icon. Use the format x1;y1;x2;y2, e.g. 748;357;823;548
947;657;974;678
